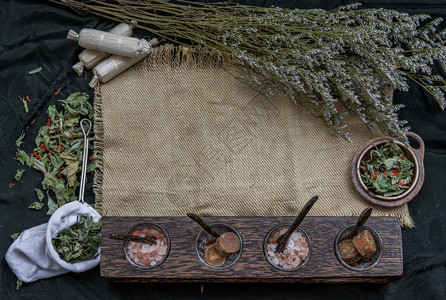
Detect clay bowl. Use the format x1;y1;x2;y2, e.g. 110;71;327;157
351;132;425;207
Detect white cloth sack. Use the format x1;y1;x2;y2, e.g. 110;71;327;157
5;201;101;283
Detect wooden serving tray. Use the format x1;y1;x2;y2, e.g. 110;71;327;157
101;216;402;283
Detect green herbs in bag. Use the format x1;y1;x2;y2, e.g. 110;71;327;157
52;214;102;263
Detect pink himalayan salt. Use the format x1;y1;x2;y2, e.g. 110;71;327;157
126;227;168;267
266;227;309;269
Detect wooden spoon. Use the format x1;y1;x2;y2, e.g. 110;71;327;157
275;195;318;253
108;233;156;245
343;207;373;240
187;213;220;238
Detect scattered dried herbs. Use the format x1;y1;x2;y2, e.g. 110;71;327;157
16;150;34;167
15;131;25;147
14;169;25;181
46;191;58;216
23;100;29;113
16;279;23;291
360;140;414;197
14;92;96;214
35;188;45;202
52;214;102;263
11;232;21;242
28;67;42;75
28;201;44;210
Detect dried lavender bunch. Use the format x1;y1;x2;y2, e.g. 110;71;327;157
52;1;446;143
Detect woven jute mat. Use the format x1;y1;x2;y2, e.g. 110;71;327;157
93;45;413;227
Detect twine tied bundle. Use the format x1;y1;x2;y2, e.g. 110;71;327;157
67;29;151;57
67;23;159;86
89;38;158;88
73;21;136;76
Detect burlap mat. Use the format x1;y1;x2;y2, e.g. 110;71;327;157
93;45;413;227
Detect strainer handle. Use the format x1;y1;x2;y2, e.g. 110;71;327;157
78;118;92;204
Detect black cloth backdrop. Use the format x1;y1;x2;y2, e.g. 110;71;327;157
1;0;445;299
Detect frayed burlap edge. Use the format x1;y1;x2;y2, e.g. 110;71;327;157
93;85;105;215
93;44;414;227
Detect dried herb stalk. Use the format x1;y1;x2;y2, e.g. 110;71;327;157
51;1;446;143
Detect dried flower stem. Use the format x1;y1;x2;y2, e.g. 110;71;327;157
52;0;446;143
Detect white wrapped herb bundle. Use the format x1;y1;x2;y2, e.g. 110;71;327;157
67;28;151;58
72;22;136;76
89;38;159;88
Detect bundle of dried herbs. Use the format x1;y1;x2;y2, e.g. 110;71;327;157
360;140;414;196
52;214;102;263
51;1;446;143
15;92;95;214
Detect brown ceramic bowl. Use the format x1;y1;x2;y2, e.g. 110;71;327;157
351;132;425;207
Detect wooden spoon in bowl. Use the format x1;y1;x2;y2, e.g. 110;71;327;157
275;195;318;253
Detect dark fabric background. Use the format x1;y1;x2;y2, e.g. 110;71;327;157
0;0;445;299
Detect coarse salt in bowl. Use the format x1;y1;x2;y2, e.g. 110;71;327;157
124;222;170;269
263;224;311;271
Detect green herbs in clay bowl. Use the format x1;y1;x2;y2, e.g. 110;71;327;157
351;132;425;207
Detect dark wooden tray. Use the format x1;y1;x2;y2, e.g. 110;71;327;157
101;216;403;283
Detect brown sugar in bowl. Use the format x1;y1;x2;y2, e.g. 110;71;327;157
195;223;243;270
334;224;383;271
351;132;425;207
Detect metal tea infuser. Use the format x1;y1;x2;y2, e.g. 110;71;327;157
78;118;91;204
5;118;101;283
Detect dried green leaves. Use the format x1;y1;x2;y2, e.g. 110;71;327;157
23;100;29;113
35;188;44;202
60;152;80;187
16;150;34;167
59;92;94;120
360;140;414;197
11;232;21;242
28;202;44;210
16;280;23;291
14;169;25;181
52;214;102;263
47;191;58;216
16;131;25;147
28;188;45;210
14;92;95;214
28;67;42;75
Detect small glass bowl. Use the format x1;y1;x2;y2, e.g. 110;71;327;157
263;224;311;272
124;222;171;269
334;224;383;271
195;223;243;270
